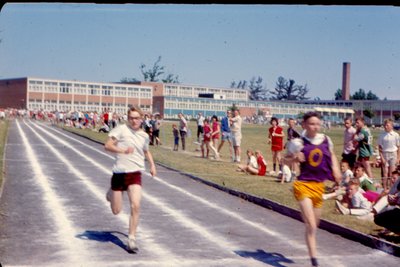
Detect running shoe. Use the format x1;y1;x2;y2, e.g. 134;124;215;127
127;237;139;252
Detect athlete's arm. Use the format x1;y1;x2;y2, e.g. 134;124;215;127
104;136;133;154
144;150;157;177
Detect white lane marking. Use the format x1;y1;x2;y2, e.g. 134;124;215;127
15;120;89;264
23;121;173;260
29;122;245;253
39;122;307;249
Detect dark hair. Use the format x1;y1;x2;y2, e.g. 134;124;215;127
344;116;352;122
354;162;365;170
270;117;278;124
303;111;320;122
212;115;218;121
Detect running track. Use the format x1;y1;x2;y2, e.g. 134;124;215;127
0;119;398;267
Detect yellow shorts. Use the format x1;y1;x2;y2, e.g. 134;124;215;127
293;180;325;208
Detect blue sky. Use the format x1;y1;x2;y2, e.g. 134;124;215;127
1;3;399;100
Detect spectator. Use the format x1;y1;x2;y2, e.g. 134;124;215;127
196;112;205;143
268;117;285;176
201;118;219;160
373;170;400;234
255;150;267;176
378;118;400;191
211;115;221;153
230;109;243;163
178;113;188;151
143;114;153;145
286;118;301;178
353;163;380;203
342;117;357;169
354;116;374;179
152;114;162;146
99;119;110;133
236;149;258;174
172;124;179;151
279;160;292;184
335;179;373;216
218;110;233;161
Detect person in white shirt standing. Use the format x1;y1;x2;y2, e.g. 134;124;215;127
105;106;157;253
378;118;400;191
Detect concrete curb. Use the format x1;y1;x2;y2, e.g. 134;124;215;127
64;127;400;257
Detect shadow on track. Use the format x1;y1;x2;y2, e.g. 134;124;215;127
235;249;294;267
76;230;134;253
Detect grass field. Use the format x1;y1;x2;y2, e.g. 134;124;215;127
0;120;9;188
63;120;390;238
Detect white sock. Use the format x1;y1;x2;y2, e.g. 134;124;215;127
128;234;135;240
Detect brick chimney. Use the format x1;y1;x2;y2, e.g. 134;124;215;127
342;62;350;100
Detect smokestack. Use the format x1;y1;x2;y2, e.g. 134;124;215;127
342;62;350;100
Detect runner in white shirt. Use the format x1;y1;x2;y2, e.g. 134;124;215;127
105;106;156;252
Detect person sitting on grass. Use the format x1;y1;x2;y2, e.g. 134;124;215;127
335;179;373;217
374;170;400;235
353;162;381;203
255;150;267;176
278;158;292;183
322;160;353;200
237;149;258;174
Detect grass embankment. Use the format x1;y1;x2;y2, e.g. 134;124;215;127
0;120;9;189
64;122;387;237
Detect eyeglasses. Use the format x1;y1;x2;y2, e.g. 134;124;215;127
128;116;141;121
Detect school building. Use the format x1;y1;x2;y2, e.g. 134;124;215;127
0;77;153;114
0;77;356;121
297;99;400;125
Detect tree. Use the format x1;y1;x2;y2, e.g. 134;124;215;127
334;88;342;100
121;56;179;83
248;76;268;101
230;77;268;100
366;90;379;100
363;108;375;125
351;88;379;100
269;76;309;101
228;103;239;112
393;112;400;121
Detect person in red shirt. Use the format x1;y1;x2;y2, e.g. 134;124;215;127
255;150;267;176
268;117;285;175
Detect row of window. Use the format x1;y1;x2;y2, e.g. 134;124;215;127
164;85;248;100
28;80;152;98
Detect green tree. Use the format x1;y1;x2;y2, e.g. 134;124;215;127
366;90;379;100
270;76;309;101
363;108;375;125
352;88;367;100
334;88;342;100
393;112;400;121
351;88;380;100
228;103;239;112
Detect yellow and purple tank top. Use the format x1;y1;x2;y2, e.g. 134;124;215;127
298;136;333;182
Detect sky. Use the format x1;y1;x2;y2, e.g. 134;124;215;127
0;3;399;100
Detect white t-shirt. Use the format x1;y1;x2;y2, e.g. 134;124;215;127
248;155;258;169
108;124;149;173
282;165;292;182
351;189;372;210
378;130;400;153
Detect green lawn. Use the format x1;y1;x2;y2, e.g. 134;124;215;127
0;120;9;188
64;120;388;237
